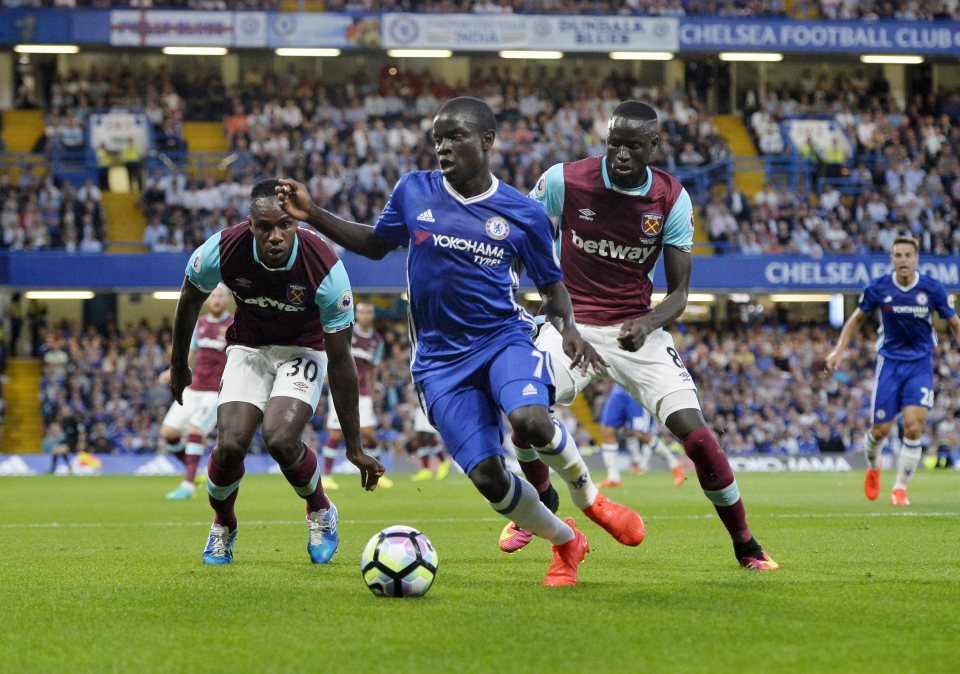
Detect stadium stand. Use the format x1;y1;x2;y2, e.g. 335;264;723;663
32;310;960;461
7;1;792;15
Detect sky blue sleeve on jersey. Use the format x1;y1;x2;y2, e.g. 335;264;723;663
519;205;564;287
858;282;879;312
189;325;199;350
315;259;355;332
372;340;384;366
932;281;957;319
528;163;565;217
185;231;223;292
373;175;410;246
662;188;694;250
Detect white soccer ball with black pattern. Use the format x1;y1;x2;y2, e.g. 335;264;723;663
360;525;438;598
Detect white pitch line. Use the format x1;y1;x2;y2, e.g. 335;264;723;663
1;511;958;530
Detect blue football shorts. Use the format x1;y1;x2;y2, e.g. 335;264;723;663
871;355;935;424
417;338;555;476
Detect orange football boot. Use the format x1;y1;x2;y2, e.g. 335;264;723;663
891;488;911;506
582;492;645;546
671;465;685;486
542;518;590;587
864;467;881;501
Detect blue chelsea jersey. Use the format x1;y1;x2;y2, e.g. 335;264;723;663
858;272;956;360
374;171;562;378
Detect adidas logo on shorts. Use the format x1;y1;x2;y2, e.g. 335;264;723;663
522;383;538;396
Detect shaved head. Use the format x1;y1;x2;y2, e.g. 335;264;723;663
436;97;497;135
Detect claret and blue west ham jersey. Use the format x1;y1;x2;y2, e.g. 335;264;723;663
186;224;355;351
858;272;956;361
530;157;693;326
189;312;233;392
374;171;562;379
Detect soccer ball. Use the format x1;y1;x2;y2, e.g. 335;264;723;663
360;525;438;598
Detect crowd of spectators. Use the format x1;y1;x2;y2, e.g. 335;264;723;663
585;319;960;458
13;0;960;19
710;72;960;256
818;0;960;20
38;67;187;155
140;64;730;251
0;170;106;251
4;0;789;16
35;309;960;463
13;55;960;260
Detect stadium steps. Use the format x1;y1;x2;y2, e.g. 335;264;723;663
1;359;43;453
2;110;44;152
183;122;228;153
103;193;148;253
569;395;602;446
715;115;767;197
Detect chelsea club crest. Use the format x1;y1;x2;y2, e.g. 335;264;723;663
485;216;510;241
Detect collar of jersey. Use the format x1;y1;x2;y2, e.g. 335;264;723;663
891;271;919;292
601;158;652;196
252;230;299;272
442;174;499;204
205;311;232;324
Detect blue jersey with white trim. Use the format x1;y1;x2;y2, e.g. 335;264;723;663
374;171;562;378
858;272;956;360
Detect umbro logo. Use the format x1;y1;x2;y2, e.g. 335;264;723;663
578;208;596;221
522;383;538;396
236;278;253;288
417;209;435;223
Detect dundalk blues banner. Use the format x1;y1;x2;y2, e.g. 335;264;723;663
382;13;679;52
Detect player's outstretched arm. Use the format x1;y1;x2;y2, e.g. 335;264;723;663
326;326;384;491
539;281;607;374
170;278;209;405
276;179;396;260
825;308;866;372
619;245;690;352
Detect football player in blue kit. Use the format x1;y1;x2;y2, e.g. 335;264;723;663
827;236;960;505
276;97;646;586
598;383;685;488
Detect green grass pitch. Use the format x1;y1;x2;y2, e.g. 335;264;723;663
2;469;960;673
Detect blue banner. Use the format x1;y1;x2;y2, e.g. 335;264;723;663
2;10;960;55
0;9;72;45
0;250;410;290
679;17;960;55
672;254;960;291
3;252;959;292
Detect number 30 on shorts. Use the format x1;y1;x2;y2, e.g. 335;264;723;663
286;357;320;382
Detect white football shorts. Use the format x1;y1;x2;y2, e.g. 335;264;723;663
162;387;219;436
326;393;377;430
536;322;699;423
219;345;328;413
